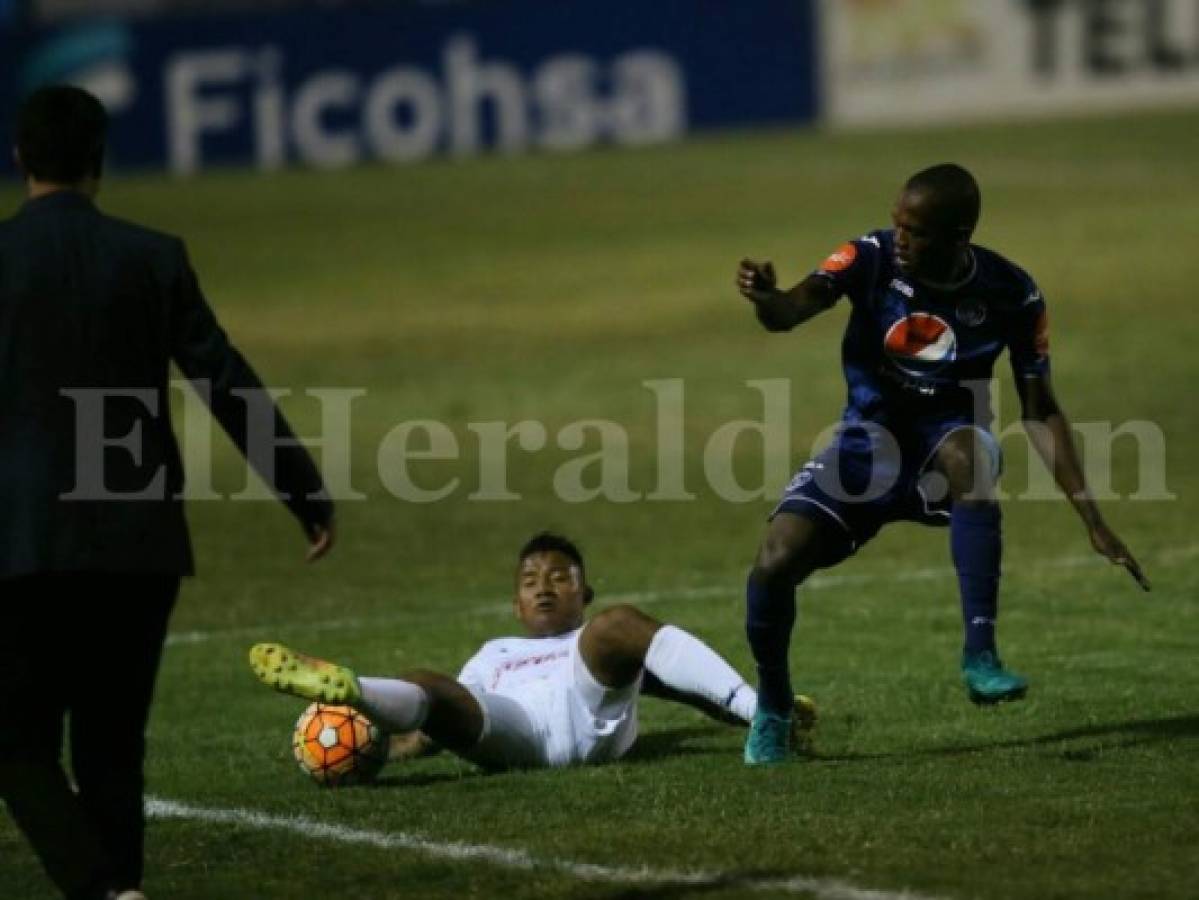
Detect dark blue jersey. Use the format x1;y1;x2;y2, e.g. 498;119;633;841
811;229;1050;428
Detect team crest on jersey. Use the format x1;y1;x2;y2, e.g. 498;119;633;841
955;298;987;327
784;461;823;493
883;312;957;376
820;242;857;273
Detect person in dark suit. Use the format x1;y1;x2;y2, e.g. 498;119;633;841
0;85;335;900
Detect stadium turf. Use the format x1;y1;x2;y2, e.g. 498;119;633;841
2;108;1197;899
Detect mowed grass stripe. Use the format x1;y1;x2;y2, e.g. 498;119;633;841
162;542;1196;648
146;796;947;900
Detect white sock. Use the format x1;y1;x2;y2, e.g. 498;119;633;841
645;625;758;723
356;677;430;733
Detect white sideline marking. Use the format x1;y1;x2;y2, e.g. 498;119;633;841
145;796;944;900
165;542;1196;649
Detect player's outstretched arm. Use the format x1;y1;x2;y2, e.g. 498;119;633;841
1017;374;1150;591
736;260;837;332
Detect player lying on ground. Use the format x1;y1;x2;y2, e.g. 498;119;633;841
736;163;1148;765
251;533;813;769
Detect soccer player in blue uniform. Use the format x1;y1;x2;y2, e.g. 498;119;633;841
736;164;1149;765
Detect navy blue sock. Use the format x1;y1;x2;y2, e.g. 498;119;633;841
950;502;1001;655
745;572;797;716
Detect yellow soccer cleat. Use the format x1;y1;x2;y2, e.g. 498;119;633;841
249;642;362;706
790;693;818;755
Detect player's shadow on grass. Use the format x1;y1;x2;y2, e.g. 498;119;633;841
582;871;798;900
369;771;474;789
364;726;730;789
620;725;736;764
369;764;512;789
822;712;1199;762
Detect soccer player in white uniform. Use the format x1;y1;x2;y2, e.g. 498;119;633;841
250;533;814;769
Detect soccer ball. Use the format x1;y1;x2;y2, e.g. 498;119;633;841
292;703;389;786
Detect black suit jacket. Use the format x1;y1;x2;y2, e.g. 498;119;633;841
0;191;332;577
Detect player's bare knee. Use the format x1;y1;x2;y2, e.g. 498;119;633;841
586;604;658;654
753;525;820;586
753;529;789;576
599;603;658;630
936;431;994;503
579;605;655;687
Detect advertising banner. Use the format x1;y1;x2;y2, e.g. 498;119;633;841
0;0;818;174
823;0;1199;126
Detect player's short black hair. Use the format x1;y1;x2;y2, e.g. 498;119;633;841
518;532;585;572
904;163;981;235
15;85;108;184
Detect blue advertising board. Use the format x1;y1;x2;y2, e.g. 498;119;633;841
1;0;817;174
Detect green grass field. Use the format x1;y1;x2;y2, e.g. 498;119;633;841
2;109;1198;900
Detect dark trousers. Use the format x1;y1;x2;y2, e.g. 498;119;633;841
0;573;179;899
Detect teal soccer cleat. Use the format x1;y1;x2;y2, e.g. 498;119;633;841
744;707;792;766
962;649;1028;705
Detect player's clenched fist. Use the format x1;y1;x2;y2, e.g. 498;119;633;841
737;258;777;303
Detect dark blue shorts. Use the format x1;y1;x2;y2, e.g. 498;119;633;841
773;419;1001;567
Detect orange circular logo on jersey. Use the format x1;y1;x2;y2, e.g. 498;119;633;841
820;242;858;273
